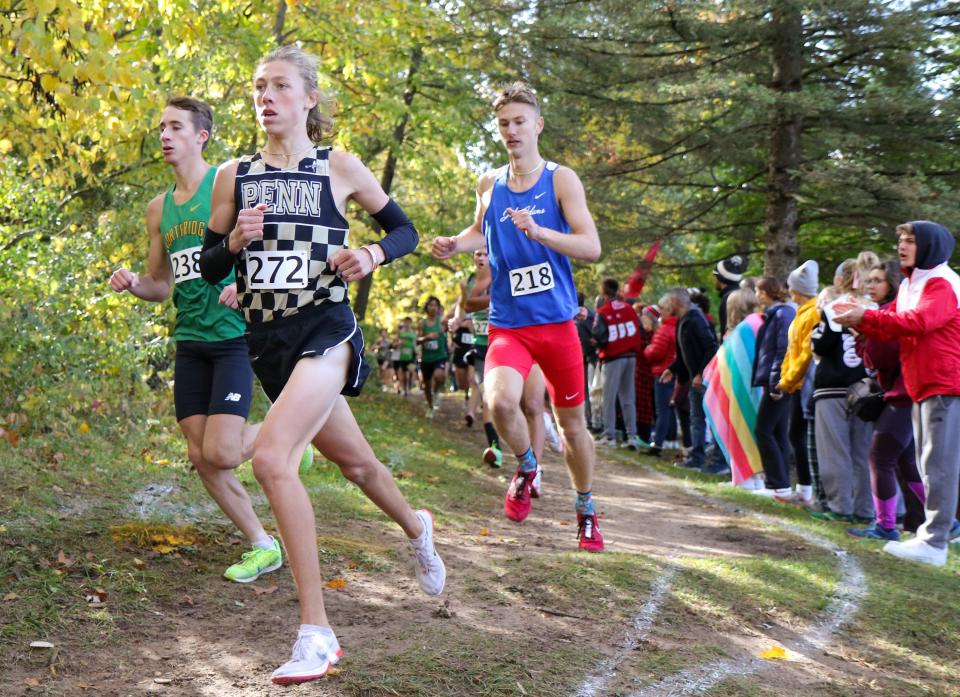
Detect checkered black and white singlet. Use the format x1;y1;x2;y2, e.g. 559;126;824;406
233;146;349;324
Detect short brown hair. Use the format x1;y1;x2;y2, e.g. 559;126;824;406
756;276;787;302
493;81;540;114
165;96;213;149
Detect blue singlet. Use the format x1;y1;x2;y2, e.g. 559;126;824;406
482;162;578;329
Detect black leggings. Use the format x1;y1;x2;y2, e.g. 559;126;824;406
789;392;813;486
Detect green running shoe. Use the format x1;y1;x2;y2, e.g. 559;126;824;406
224;538;282;583
299;446;315;475
482;445;503;468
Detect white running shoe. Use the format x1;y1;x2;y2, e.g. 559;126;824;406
883;537;947;567
271;630;342;684
543;413;563;453
412;509;446;595
594;435;617;448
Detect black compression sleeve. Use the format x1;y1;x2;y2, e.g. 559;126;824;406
372;199;419;264
199;227;236;284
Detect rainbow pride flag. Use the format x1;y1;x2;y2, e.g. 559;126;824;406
703;313;763;485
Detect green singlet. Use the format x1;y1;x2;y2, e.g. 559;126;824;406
466;276;489;348
420;315;448;363
160;167;246;343
399;329;417;362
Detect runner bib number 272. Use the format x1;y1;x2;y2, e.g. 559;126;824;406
245;250;308;290
509;261;555;297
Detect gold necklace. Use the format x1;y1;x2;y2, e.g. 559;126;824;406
509;158;543;179
261;143;315;161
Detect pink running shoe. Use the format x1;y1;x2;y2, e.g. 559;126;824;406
504;465;542;522
577;512;605;552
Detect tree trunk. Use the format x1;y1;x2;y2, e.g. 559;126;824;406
763;2;803;279
274;0;287;46
353;46;423;321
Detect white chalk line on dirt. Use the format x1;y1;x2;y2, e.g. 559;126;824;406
573;565;679;697
572;464;867;697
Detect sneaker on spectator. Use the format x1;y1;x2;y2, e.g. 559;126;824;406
883;537;947;567
738;474;765;491
948;519;960;543
809;508;854;523
700;462;731;476
753;487;792;498
645;445;662;457
673;458;702;470
626;435;650;451
594;435;617;448
848;523;900;541
773;491;813;507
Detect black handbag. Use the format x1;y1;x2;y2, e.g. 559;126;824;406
845;377;885;422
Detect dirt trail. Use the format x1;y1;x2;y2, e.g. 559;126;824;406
6;391;884;696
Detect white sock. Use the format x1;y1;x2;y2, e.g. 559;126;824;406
411;514;430;547
798;485;813;499
299;623;336;638
252;535;274;550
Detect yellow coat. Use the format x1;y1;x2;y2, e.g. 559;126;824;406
778;296;820;393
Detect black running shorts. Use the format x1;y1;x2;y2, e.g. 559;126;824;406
421;359;447;381
174;337;254;421
246;302;370;402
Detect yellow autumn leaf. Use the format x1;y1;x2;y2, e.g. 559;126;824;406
478;528;490;536
78;422;90;434
760;646;787;661
324;578;347;590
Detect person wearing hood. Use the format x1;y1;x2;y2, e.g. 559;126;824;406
836;221;960;567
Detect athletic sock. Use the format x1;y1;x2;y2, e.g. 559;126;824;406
576;491;595;515
299;623;335;638
484;422;500;448
252;535;275;550
515;447;537;473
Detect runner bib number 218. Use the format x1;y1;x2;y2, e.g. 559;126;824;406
509;261;555;297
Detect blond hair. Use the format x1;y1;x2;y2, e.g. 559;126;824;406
493;81;540;114
726;288;758;329
838;250;880;295
257;45;334;143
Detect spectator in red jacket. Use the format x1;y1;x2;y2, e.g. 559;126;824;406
836;221;960;566
592;278;644;449
644;294;678;457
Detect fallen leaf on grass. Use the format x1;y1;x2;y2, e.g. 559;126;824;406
84;588;108;606
78;422;90;434
760;646;787;661
29;641;55;649
77;683;98;690
326;667;341;677
181;594;194;606
153;677;172;684
250;583;278;596
395;469;415;479
56;550;74;567
345;560;358;569
558;520;570;526
132;558;146;569
324;578;347;590
478;528;490;536
23;677;40;687
3;592;17;601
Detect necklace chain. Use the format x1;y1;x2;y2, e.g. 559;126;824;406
262;143;315;160
510;158;543;178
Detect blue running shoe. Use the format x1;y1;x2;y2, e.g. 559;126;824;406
847;523;900;541
949;519;960;544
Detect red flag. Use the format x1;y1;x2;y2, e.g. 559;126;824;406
623;240;661;298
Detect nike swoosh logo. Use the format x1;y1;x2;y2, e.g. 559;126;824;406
564;392;579;400
189;203;201;212
534;192;546;199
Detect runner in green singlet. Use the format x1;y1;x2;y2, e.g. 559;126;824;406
395;317;417;396
418;297;448;417
109;96;302;584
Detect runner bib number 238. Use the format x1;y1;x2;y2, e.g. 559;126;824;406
509;261;555;297
169;245;202;284
245;250;308;290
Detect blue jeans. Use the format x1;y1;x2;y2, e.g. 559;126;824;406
653;377;675;447
689;383;707;466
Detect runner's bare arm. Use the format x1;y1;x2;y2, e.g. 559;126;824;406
432;173;493;259
199;160;248;283
462;274;492;313
505;167;601;262
109;195;172;302
329;151;419;282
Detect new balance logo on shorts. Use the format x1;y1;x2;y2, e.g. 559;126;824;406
225;392;243;402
